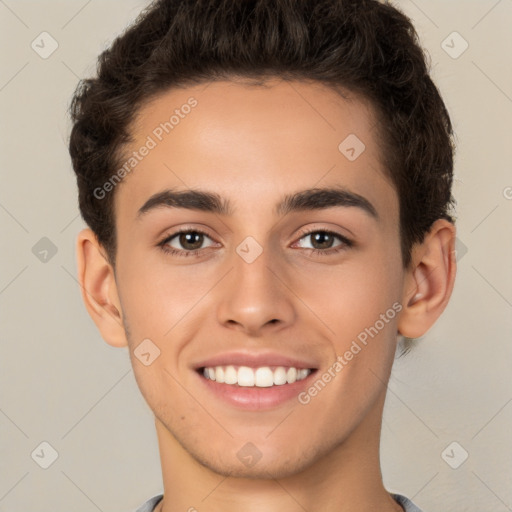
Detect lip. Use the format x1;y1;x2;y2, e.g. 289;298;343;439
193;350;318;371
193;350;319;411
195;369;317;410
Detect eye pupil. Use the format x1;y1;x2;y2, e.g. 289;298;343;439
312;232;334;249
180;232;203;250
166;229;344;256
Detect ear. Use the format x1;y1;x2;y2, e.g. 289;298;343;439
76;228;128;347
397;219;457;339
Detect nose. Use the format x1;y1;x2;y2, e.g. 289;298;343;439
216;243;296;336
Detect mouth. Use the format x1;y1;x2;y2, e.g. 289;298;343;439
195;363;318;410
198;365;315;387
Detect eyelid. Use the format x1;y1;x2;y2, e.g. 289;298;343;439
158;226;218;246
292;226;353;246
158;224;353;257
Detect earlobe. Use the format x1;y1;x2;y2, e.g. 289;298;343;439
76;228;128;348
398;219;457;339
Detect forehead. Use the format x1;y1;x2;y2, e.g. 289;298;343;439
114;79;397;227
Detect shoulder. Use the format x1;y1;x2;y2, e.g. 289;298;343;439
391;493;425;512
133;494;164;512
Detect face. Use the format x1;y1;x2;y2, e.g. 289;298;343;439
112;79;405;478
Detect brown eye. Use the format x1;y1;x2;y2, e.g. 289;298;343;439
161;230;216;253
177;232;204;250
296;230;350;251
309;232;336;250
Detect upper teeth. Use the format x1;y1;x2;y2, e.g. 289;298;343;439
202;365;312;387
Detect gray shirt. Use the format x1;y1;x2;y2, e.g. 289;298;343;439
134;493;424;511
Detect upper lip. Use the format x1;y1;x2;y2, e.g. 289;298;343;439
193;351;318;370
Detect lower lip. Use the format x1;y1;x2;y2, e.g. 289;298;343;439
196;369;317;411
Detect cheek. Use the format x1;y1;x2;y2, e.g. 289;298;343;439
295;261;401;420
116;251;217;336
291;255;403;400
292;253;401;335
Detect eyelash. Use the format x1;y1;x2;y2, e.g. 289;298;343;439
157;227;353;258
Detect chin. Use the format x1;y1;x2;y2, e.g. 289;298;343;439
181;435;325;480
195;453;312;480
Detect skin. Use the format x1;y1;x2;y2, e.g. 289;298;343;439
76;79;456;512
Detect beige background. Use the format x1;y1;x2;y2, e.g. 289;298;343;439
1;0;511;511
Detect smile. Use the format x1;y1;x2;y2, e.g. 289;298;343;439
201;365;312;387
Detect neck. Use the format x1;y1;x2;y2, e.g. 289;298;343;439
154;390;403;512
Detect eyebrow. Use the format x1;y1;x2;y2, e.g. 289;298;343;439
136;186;378;220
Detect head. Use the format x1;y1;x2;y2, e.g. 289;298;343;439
70;0;456;480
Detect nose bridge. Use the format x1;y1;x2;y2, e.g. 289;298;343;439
215;237;295;334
